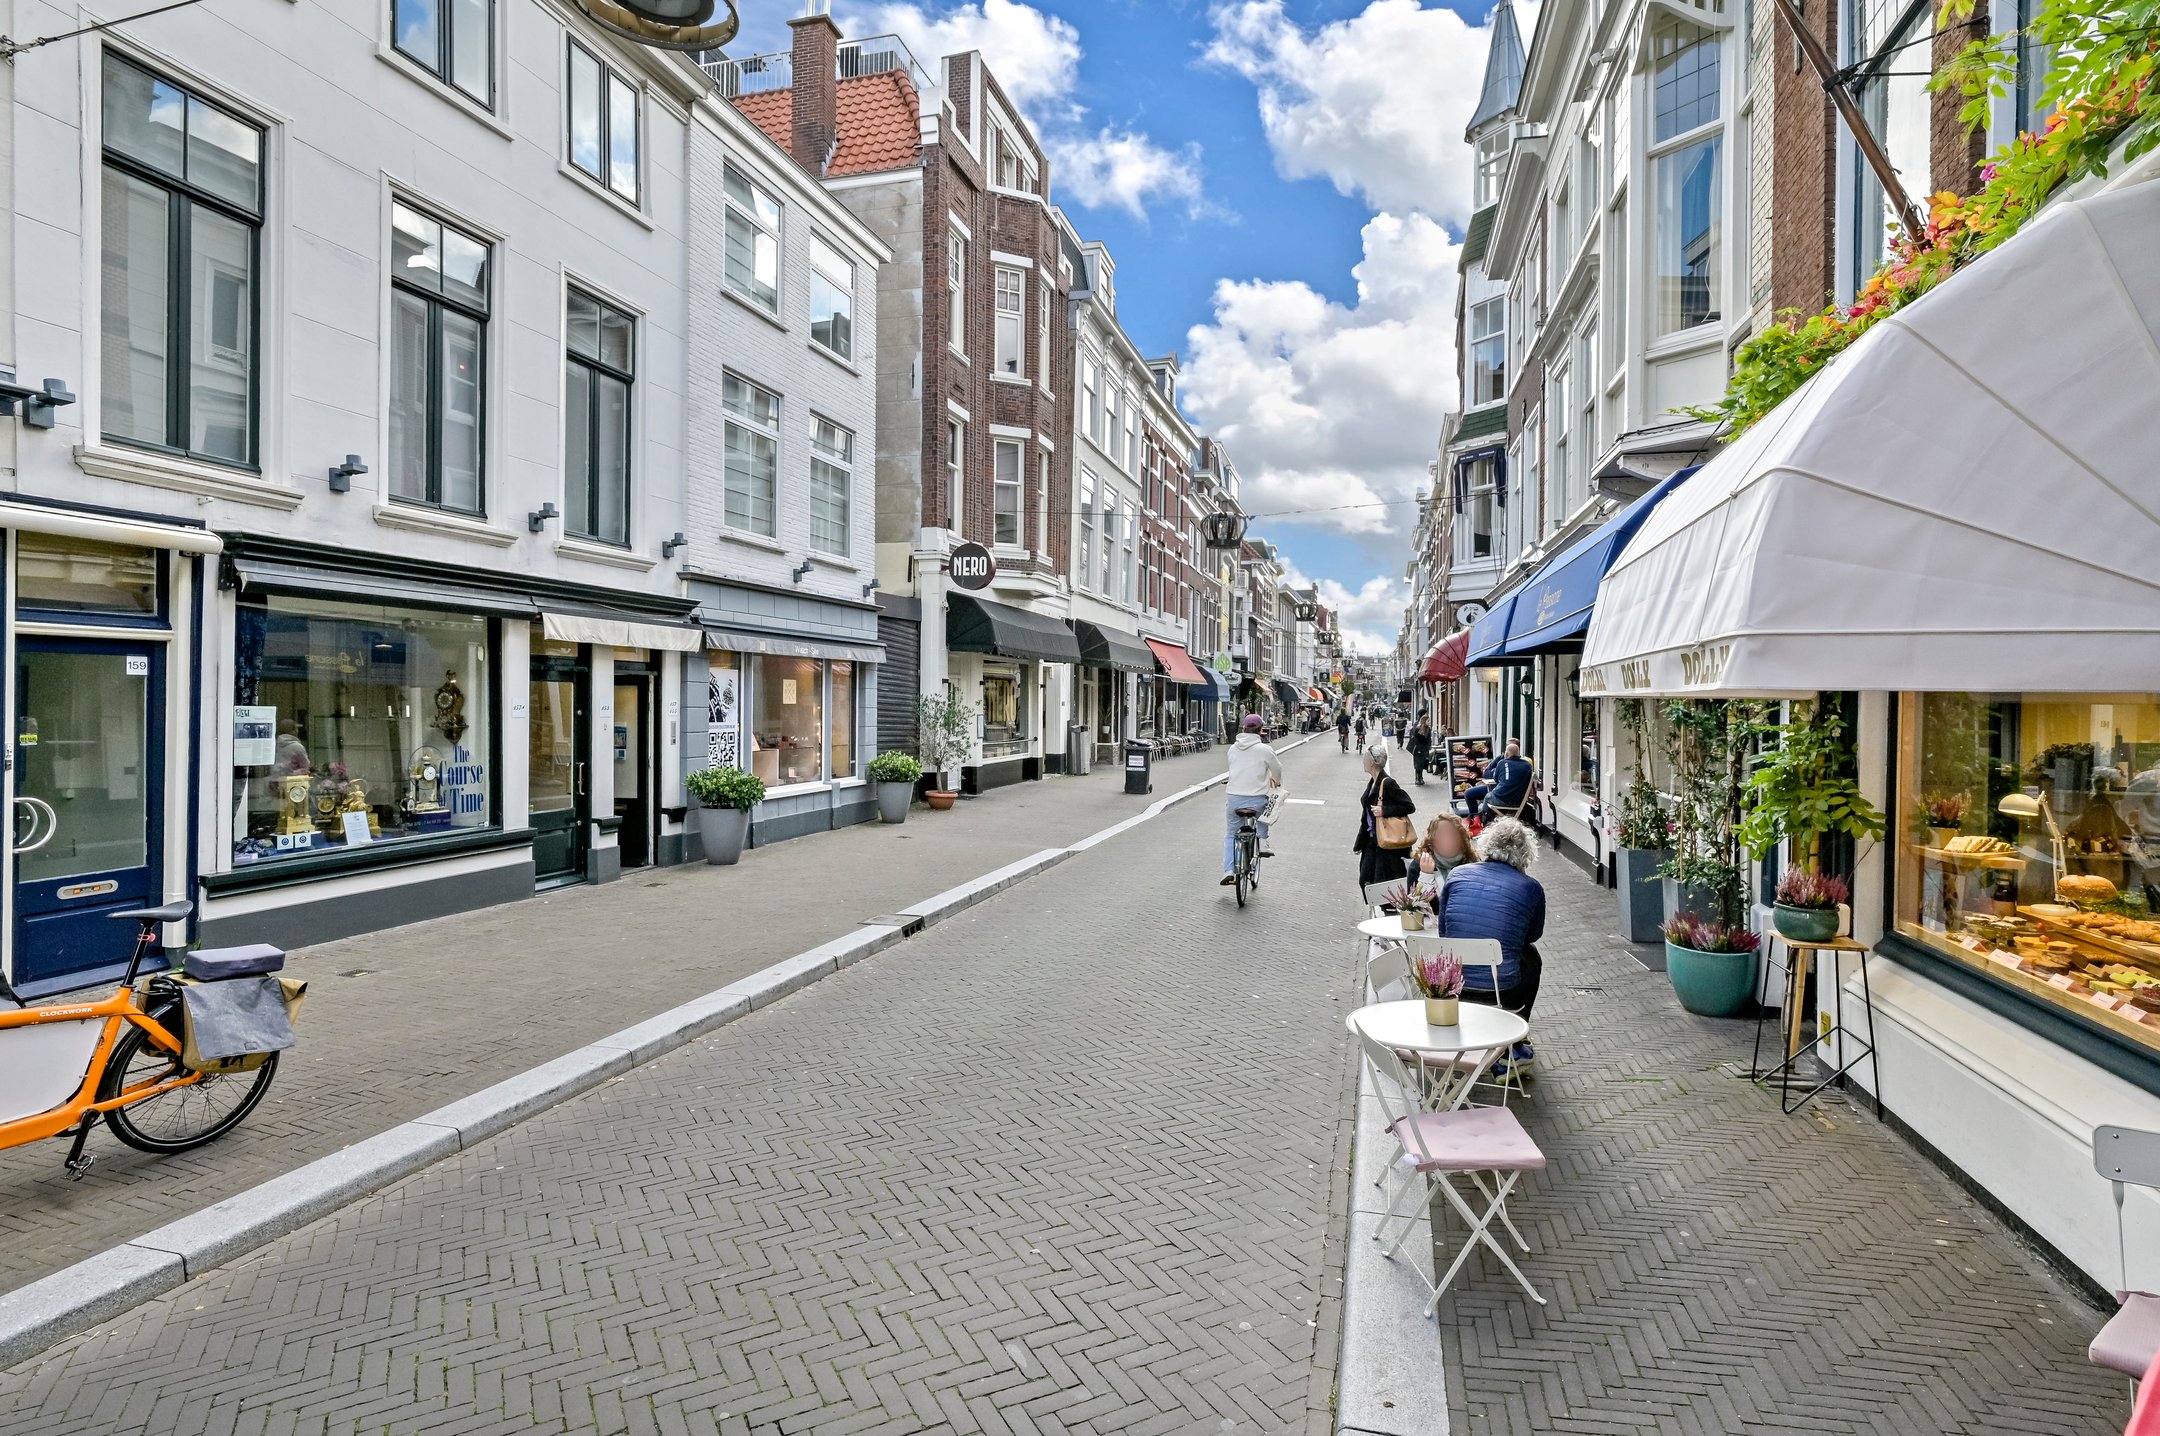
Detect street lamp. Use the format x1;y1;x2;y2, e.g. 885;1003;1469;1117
1201;510;1249;551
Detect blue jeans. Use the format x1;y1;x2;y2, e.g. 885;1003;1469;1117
1225;792;1270;872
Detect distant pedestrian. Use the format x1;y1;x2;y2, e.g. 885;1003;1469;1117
1353;746;1416;891
1407;718;1434;785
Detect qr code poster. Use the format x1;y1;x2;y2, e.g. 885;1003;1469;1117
707;668;739;769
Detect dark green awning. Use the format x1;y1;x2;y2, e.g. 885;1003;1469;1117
1071;620;1154;672
947;594;1083;664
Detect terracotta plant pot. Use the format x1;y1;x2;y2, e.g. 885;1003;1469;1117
925;791;958;811
1423;996;1460;1026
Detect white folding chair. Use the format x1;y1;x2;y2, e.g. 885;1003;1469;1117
1355;1024;1547;1314
2091;1126;2160;1388
1401;934;1527;1104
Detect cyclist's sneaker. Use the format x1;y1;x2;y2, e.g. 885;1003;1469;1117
1220;872;1236;886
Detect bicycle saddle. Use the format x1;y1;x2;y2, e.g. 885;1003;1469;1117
109;901;194;924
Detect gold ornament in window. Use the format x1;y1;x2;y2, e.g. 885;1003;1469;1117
435;671;468;746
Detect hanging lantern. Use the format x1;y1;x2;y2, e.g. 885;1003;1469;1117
570;0;737;52
1294;601;1317;623
1200;510;1249;551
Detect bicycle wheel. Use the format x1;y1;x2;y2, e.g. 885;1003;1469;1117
99;1006;278;1154
1235;832;1253;907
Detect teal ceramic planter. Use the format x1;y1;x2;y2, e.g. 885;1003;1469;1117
1666;942;1756;1017
1772;903;1840;943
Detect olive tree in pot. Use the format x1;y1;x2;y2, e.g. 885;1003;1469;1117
916;692;976;812
1655;701;1771;1015
867;751;922;824
685;765;765;865
1614;699;1674;942
1737;698;1884;942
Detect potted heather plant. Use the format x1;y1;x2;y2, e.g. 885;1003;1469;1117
1773;869;1850;943
1411;949;1466;1026
685;765;765;866
1664;914;1762;1017
1381;882;1435;932
867;751;922;825
1922;791;1970;850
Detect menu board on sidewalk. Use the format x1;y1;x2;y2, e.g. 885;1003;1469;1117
1444;735;1493;813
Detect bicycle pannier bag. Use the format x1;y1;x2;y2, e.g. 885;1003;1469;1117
179;976;296;1074
1377;814;1417;850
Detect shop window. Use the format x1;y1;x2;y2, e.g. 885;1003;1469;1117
721;372;778;536
1895;693;2160;1055
566;41;638;202
810;234;854;360
393;0;492;101
1578;695;1599;793
722;161;781;316
16;535;159;618
982;662;1028;758
831;661;855;778
100;53;262;470
564;287;633;547
810;415;854;556
753;655;823;786
229;595;493;864
388;201;489;514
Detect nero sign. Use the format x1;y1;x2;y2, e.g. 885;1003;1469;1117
949;542;997;591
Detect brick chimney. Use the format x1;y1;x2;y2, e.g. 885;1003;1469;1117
790;9;841;172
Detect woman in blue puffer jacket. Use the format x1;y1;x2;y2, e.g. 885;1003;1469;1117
1434;817;1545;1069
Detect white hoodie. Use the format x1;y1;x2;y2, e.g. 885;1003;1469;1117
1226;733;1284;797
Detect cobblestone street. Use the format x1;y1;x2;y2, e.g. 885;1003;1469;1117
0;739;1363;1436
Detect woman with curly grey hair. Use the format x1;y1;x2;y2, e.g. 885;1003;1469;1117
1434;817;1545;1072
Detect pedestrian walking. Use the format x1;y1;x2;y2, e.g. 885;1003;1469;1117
1407;717;1433;785
1435;817;1544;1073
1353;745;1416;890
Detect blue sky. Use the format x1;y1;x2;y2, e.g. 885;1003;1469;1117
732;1;1512;651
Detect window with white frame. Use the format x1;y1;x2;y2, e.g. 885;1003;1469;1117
1105;384;1122;463
394;0;491;102
1098;490;1117;597
1548;367;1570;529
1461;454;1498;561
1607;199;1629;371
564;287;633;546
567;41;637;201
749;655;855;785
1077;471;1097;584
1469;297;1506;406
1648;15;1723;336
1036;452;1050;553
100;53;264;470
388;201;490;513
810;415;853;555
1851;3;1934;278
993;266;1024;375
946;418;964;529
721;372;779;536
947;230;966;354
1120;497;1137;603
1475;129;1510;207
1038;279;1053;390
1083;350;1102;440
1577;327;1598;480
993;438;1024;546
995;127;1019;187
809;234;854;360
722;161;780;315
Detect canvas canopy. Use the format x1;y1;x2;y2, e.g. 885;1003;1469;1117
1580;176;2160;698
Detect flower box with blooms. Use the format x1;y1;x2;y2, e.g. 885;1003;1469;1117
1663;915;1763;1017
1773;869;1851;942
1412;951;1466;1026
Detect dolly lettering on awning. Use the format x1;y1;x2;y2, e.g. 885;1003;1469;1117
1678;644;1731;689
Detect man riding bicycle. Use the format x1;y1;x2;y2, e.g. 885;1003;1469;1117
1222;714;1285;884
1335;709;1352;751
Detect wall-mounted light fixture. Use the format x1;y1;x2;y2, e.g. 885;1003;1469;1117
662;532;689;558
528;502;560;534
791;558;815;584
862;578;882;599
328;454;368;493
0;370;75;430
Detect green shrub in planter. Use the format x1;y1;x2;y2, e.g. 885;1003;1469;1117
686;766;765;810
867;752;923;785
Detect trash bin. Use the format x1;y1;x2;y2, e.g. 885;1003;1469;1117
1124;739;1153;796
1068;725;1092;776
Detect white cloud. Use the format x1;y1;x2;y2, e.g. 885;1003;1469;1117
1285;567;1407;656
845;0;1202;216
1181;211;1463;540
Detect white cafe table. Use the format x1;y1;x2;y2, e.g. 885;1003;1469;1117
1358;914;1433;945
1351;999;1528;1061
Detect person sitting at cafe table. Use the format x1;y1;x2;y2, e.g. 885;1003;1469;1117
1464;740;1533;819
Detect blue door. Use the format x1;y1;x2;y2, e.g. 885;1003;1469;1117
13;639;165;991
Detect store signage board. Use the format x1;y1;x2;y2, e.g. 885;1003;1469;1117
1443;735;1494;810
949;542;997;592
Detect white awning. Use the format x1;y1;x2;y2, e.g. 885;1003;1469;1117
1581;175;2160;698
0;498;220;555
541;610;703;652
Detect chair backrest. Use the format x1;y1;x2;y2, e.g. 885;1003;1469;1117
1403;934;1506;994
1366;945;1416;1002
1361;882;1398;912
1353;1023;1427;1151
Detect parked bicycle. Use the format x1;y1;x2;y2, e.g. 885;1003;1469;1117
0;902;285;1179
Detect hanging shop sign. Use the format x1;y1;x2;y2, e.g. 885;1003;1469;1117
949;541;997;592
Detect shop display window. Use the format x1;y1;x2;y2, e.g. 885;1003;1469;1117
16;535;159;617
830;662;855;779
982;663;1029;758
753;656;823;786
230;596;493;863
1896;692;2160;1052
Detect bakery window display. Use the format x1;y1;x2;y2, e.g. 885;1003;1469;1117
1896;692;2160;1053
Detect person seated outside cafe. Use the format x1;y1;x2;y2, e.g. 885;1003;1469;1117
1464;740;1534;819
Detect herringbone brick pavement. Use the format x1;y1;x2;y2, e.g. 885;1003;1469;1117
0;738;1363;1436
0;755;1225;1294
1433;851;2128;1435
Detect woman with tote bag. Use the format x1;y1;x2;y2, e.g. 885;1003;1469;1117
1353;745;1417;890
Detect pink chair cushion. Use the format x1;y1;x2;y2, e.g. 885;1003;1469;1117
2092;1292;2160;1377
1388;1107;1545;1173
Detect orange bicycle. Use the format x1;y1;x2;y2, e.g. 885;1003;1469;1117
0;901;281;1179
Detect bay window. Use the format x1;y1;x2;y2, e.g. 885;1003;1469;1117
567;41;638;202
993;438;1024;546
101;54;262;469
389;201;489;514
1475;129;1510;208
1461;455;1498;561
1469;298;1505;406
721;372;778;536
722;162;781;315
994;266;1024;375
1648;15;1723;336
810;414;853;556
564;287;633;546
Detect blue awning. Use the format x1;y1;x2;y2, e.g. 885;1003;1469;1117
1186;665;1231;703
1469;468;1697;664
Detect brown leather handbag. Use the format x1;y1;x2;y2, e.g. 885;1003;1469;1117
1377;814;1417;850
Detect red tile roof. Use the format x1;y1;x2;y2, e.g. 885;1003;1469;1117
730;71;920;179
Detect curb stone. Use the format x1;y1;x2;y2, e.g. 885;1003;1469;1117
0;735;1309;1372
